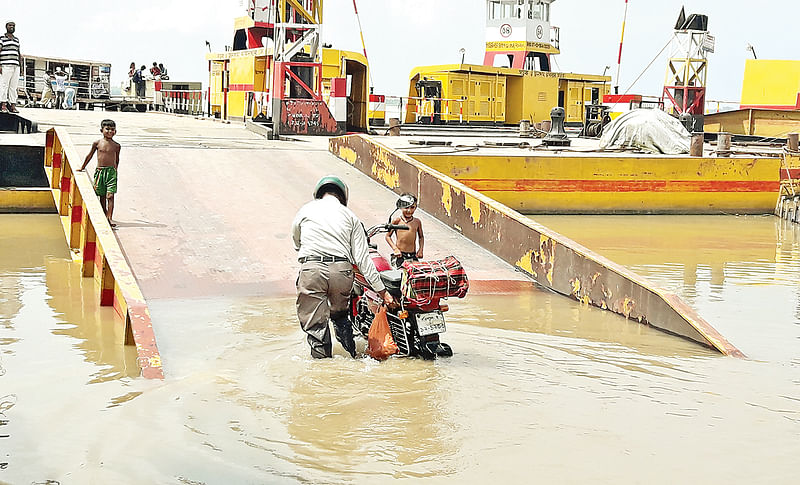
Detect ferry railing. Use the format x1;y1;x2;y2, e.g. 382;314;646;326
369;96;469;125
159;89;205;116
704;99;740;114
44;127;163;379
409;96;468;123
551;26;560;50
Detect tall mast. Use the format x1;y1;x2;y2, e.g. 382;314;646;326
614;0;629;94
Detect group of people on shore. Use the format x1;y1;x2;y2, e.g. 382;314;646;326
128;61;168;98
39;66;72;109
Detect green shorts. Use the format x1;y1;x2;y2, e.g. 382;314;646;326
93;166;117;197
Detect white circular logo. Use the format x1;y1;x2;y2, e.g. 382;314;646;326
500;24;512;38
536;25;543;39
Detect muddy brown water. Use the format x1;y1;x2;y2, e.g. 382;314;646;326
1;214;799;484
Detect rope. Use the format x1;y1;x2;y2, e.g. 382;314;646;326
619;35;674;98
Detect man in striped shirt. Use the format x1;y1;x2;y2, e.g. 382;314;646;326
0;21;22;113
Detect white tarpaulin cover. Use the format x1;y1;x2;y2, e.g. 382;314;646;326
599;109;691;154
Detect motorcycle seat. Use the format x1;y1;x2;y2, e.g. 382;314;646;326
379;269;403;294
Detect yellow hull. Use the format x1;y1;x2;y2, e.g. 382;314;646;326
0;188;55;212
411;153;781;214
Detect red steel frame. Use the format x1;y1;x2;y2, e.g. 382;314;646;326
662;85;705;115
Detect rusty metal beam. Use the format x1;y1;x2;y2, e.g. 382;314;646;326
329;134;744;356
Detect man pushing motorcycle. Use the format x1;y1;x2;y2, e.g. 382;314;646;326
292;176;394;358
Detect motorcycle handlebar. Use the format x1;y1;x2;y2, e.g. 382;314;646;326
366;223;410;237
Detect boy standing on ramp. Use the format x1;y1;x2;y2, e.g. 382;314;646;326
78;119;121;227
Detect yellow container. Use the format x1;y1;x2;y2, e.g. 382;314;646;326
406;64;609;125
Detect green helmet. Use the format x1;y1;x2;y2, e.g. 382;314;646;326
313;175;349;206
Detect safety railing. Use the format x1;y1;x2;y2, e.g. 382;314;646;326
408;96;469;123
368;95;469;125
44;128;163;379
159;89;205;116
551;26;560;50
704;100;740;114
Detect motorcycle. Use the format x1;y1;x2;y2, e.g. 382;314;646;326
349;203;456;360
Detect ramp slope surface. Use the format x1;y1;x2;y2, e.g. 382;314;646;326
30;111;527;299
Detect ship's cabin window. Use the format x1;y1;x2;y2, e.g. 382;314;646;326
531;1;550;21
488;1;501;19
488;0;523;20
524;52;551;72
489;0;550;20
493;54;514;68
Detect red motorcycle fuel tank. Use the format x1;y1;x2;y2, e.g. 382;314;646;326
371;250;392;272
353;250;392;289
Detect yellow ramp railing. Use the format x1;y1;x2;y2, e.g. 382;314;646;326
44;128;163;379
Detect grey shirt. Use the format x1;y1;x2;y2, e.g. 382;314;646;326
292;195;386;292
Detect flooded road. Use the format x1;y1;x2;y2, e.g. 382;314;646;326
2;214;799;484
534;215;800;362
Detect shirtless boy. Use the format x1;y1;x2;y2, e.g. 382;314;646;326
385;193;424;268
78;119;120;226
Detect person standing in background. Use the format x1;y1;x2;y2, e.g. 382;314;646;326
53;66;67;109
0;21;22;113
135;65;147;98
40;69;55;108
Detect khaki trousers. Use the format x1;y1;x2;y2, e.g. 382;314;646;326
296;261;354;358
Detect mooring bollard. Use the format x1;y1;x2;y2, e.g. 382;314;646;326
690;132;704;157
717;132;731;157
542;107;571;147
388;118;401;136
787;133;799;152
519;119;531;138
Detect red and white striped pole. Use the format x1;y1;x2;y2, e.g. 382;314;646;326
352;0;368;60
614;0;629;94
352;0;374;88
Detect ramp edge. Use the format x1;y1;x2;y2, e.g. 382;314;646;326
329;134;744;357
43;128;163;379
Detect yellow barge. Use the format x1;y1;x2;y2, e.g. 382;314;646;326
404;148;781;215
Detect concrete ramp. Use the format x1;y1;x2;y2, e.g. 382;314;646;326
26;110;528;302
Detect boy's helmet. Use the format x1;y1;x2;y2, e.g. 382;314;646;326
314;175;349;206
396;193;417;209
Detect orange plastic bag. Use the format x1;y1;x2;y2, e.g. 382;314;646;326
367;306;398;360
